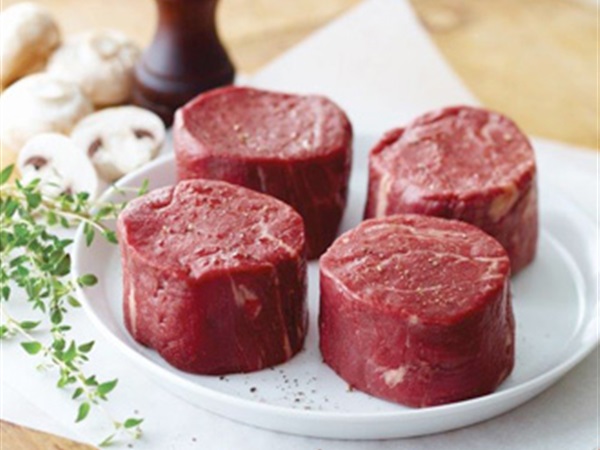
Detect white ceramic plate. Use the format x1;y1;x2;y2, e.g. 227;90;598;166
72;134;598;439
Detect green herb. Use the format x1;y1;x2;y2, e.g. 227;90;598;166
0;165;143;445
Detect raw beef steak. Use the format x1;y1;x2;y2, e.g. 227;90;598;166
174;86;353;259
319;214;514;407
364;106;537;274
117;179;308;375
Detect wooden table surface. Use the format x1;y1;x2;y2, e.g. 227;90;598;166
0;0;596;150
0;0;596;448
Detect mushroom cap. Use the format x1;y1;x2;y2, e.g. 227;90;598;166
0;73;93;153
17;133;99;199
0;2;61;88
71;106;165;182
47;29;141;107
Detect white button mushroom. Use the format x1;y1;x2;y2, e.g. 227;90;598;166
71;106;165;182
0;2;61;88
0;73;93;155
47;29;141;107
17;133;99;199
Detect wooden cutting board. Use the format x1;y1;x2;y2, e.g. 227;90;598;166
413;0;595;150
0;0;596;448
0;420;95;450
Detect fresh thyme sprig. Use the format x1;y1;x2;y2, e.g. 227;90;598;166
0;164;146;446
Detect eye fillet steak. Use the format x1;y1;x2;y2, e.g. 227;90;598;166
364;106;537;274
319;214;514;407
117;179;308;375
174;86;353;259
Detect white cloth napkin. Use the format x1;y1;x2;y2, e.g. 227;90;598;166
1;0;597;448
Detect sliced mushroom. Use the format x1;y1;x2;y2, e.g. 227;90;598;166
47;29;141;107
0;73;93;155
71;106;165;182
17;133;99;199
0;2;61;88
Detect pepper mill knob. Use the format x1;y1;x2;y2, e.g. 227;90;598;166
132;0;235;125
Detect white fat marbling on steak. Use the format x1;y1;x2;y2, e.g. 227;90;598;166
488;183;519;221
128;282;137;335
382;366;408;388
232;284;258;307
375;172;392;217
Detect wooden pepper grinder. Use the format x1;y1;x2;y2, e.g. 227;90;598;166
132;0;235;125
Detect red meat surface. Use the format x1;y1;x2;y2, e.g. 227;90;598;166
117;179;308;375
364;106;537;274
319;214;515;407
174;86;353;259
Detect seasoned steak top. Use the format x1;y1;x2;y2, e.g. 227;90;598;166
118;179;305;278
370;106;536;198
320;214;510;323
177;86;351;160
